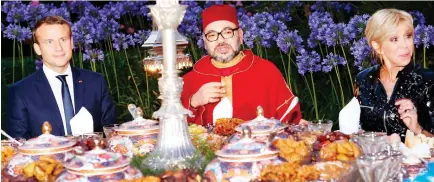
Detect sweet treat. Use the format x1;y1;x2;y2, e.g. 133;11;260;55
319;140;361;162
189;124;207;136
1;143;16;170
273;137;311;164
314;131;350;150
405;130;434;149
213;118;245;136
21;156;64;182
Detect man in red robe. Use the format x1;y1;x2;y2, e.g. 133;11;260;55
181;4;302;126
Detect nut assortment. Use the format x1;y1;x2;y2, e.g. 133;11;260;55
319;140;361;162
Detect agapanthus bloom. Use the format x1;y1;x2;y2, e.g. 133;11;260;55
179;1;203;40
296;50;322;75
133;29;151;46
5;2;29;23
276;30;303;54
96;18;120;41
100;2;122;20
46;3;71;21
321;53;346;73
3;24;32;42
410;11;425;26
414;24;434;48
111;33;135;51
83;48;104;62
307;11;334;48
350;38;376;70
347;14;370;37
72;17;98;48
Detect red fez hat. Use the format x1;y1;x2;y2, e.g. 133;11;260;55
202;4;239;31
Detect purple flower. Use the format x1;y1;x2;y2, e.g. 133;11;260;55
204;0;224;8
5;3;29;23
273;11;292;23
410;11;425;26
287;1;303;9
244;12;286;48
96;18;120;41
414;24;434;48
276;30;303;54
111;33;135;51
307;11;334;48
133;29;151;46
83;3;100;19
319;23;355;46
67;1;94;18
46;3;71;21
35;59;43;70
2;1;24;13
83;48;104;62
3;24;32;42
238;13;255;48
296;50;322;75
72;17;98;48
119;1;141;16
100;2;122;20
321;53;346;73
347;14;370;37
311;1;352;13
138;4;150;17
350;38;376;70
179;1;203;40
26;3;50;27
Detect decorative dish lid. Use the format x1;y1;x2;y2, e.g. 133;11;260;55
115;107;159;134
63;138;130;176
18;122;76;155
215;126;278;161
235;106;287;135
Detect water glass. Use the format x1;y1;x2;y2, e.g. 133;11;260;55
103;124;119;139
308;120;333;134
352;132;387;154
357;152;392;182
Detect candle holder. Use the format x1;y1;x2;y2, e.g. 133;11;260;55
141;0;200;171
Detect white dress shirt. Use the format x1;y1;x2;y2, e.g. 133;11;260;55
43;64;75;135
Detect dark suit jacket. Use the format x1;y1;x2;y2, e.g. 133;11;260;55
5;66;117;139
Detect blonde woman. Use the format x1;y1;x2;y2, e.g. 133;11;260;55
355;8;434;141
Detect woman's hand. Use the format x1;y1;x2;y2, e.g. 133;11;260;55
395;99;423;134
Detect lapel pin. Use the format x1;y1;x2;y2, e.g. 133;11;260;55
78;80;83;83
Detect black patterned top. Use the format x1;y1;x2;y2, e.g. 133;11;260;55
355;63;434;141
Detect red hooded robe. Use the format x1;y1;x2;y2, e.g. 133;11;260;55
181;50;302;126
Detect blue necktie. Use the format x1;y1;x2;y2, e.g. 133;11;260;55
56;75;74;135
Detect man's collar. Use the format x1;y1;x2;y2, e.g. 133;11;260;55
43;64;72;78
193;49;255;76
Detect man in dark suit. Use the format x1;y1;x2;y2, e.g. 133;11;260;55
5;16;116;139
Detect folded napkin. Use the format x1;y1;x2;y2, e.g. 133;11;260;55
70;107;94;136
213;97;233;125
339;97;361;135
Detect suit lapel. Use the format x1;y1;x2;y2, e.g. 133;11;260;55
72;67;84;113
34;70;65;135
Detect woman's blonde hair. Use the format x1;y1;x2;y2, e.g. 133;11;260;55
365;9;414;64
